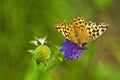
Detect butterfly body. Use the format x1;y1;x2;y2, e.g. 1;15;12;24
55;17;108;47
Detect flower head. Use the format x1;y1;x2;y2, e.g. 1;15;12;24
28;37;63;70
60;39;87;60
28;37;51;65
35;45;51;65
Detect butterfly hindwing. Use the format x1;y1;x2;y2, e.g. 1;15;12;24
86;22;108;41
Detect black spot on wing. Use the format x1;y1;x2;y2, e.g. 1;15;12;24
89;31;92;34
87;27;90;30
101;29;105;32
92;29;96;33
96;33;99;36
79;22;81;24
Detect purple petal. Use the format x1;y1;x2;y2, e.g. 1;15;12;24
80;46;87;50
60;39;87;60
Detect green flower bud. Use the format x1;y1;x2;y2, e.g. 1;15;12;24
35;45;51;65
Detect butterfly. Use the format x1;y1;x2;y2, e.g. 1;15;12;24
55;17;108;48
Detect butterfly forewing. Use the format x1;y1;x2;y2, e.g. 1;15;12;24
55;22;77;44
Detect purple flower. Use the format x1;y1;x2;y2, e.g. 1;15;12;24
60;39;87;60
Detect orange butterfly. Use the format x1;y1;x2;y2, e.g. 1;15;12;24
55;17;108;47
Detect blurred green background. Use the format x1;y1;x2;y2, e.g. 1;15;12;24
1;0;120;80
